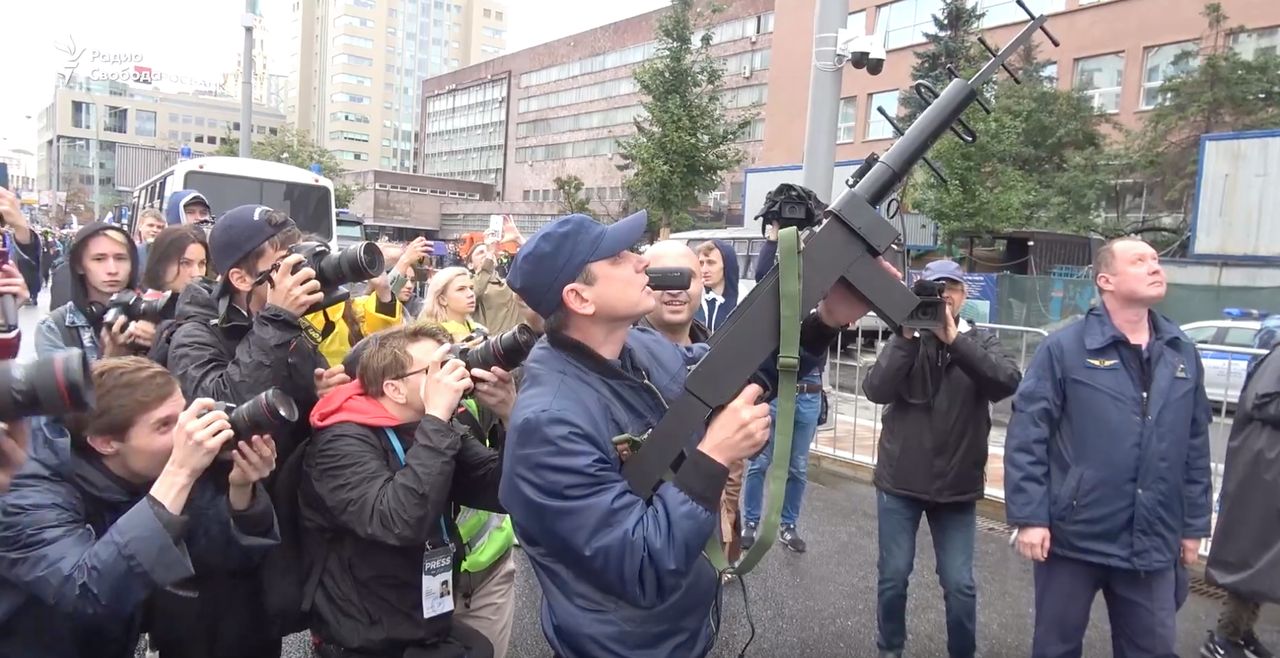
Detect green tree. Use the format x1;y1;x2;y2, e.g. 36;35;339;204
1124;3;1280;222
901;0;987;126
914;42;1112;238
215;125;361;207
617;0;754;239
552;175;593;215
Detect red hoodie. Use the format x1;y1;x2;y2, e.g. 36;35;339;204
309;380;404;429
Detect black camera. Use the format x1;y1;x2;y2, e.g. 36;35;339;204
207;388;299;452
102;290;178;327
448;324;538;373
0;349;95;422
287;241;386;313
903;279;950;329
757;183;826;235
646;267;693;291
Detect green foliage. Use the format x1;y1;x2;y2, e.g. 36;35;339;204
552;175;593;215
1123;2;1280;218
902;0;988;125
914;43;1113;238
616;0;754;238
216;125;360;208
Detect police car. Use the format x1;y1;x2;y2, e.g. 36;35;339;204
1181;309;1269;405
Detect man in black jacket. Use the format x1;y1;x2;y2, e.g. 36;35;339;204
302;321;513;658
861;259;1022;658
153;205;348;657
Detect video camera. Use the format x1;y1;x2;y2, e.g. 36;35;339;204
449;324;539;373
288;241;386;314
756;183;828;235
0;349;95;422
906;279;950;329
101;290;179;327
205;388;299;452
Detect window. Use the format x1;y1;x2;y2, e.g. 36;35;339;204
71;101;95;130
335;14;375;28
1141;41;1198;109
346;0;375;8
136;110;157;137
483;8;491;17
335;34;374;49
330;110;371;122
194;116;205;127
103;106;128;134
481;27;504;39
1041;61;1059;86
1222;327;1260;348
846;10;867;35
330;130;371;143
1230;26;1279;60
335;150;369;162
494;10;502;21
1074;53;1125;113
874;0;943;50
837;97;857;143
973;0;1064;29
333;53;374;67
333;72;374;87
331;92;372;104
866;90;900;140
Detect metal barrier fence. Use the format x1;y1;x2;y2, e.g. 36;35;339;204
812;325;1263;522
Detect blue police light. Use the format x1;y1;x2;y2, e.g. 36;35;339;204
179;144;192;161
1223;308;1273;320
310;163;323;174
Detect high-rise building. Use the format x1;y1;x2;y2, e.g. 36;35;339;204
283;0;507;173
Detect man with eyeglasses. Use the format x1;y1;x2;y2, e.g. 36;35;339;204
301;321;515;658
154;204;349;657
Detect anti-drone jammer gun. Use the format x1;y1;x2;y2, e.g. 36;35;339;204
622;0;1060;497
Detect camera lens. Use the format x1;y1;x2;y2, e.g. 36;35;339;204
0;349;95;422
136;290;177;323
462;324;538;372
224;388;299;447
318;241;385;290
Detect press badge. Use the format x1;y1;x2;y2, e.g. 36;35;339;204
421;545;455;619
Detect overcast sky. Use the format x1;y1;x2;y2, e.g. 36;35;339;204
0;0;670;152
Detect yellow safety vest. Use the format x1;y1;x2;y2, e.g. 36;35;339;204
457;398;515;573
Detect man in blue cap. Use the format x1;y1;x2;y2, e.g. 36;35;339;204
500;210;890;658
861;258;1022;658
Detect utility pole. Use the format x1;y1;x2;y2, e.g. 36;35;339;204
240;1;257;158
800;0;847;200
91;117;99;221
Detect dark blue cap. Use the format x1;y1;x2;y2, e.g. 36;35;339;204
922;259;965;283
508;210;648;318
209;204;294;276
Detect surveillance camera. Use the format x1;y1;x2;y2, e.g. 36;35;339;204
837;34;887;75
849;51;869;69
867;44;887;75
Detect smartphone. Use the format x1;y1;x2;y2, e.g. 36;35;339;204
0;163;9;190
646;267;693;291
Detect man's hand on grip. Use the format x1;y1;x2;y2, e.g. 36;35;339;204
423;342;472;422
699;383;771;467
267;253;325;316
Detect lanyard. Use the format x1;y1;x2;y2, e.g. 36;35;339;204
382;427;450;543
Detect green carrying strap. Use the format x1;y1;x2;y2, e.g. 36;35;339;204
704;226;802;576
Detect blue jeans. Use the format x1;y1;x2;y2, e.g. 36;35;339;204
876;490;977;658
741;389;821;527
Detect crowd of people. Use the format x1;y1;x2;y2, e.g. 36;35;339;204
0;181;1276;658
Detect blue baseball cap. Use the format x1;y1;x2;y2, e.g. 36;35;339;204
209;204;296;277
508;210;649;318
922;259;965;283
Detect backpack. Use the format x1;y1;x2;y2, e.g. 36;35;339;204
258;435;329;636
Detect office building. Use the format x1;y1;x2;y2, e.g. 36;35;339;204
423;0;1277;234
284;0;507;173
37;77;286;217
0;148;38;197
421;0;775;234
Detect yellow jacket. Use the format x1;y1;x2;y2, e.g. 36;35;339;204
304;294;405;368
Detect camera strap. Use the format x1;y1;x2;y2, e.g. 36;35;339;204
704;226;802;577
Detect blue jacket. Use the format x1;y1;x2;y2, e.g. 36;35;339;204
1004;306;1214;571
693;239;740;332
0;419;280;658
500;326;829;658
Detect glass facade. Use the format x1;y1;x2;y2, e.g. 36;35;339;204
422;78;507;187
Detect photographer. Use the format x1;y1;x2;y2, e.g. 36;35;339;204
0;357;279;658
302;322;513;658
165;205;345;447
36;222;153;361
500;211;888;658
1;187;42;305
861;259;1021;658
